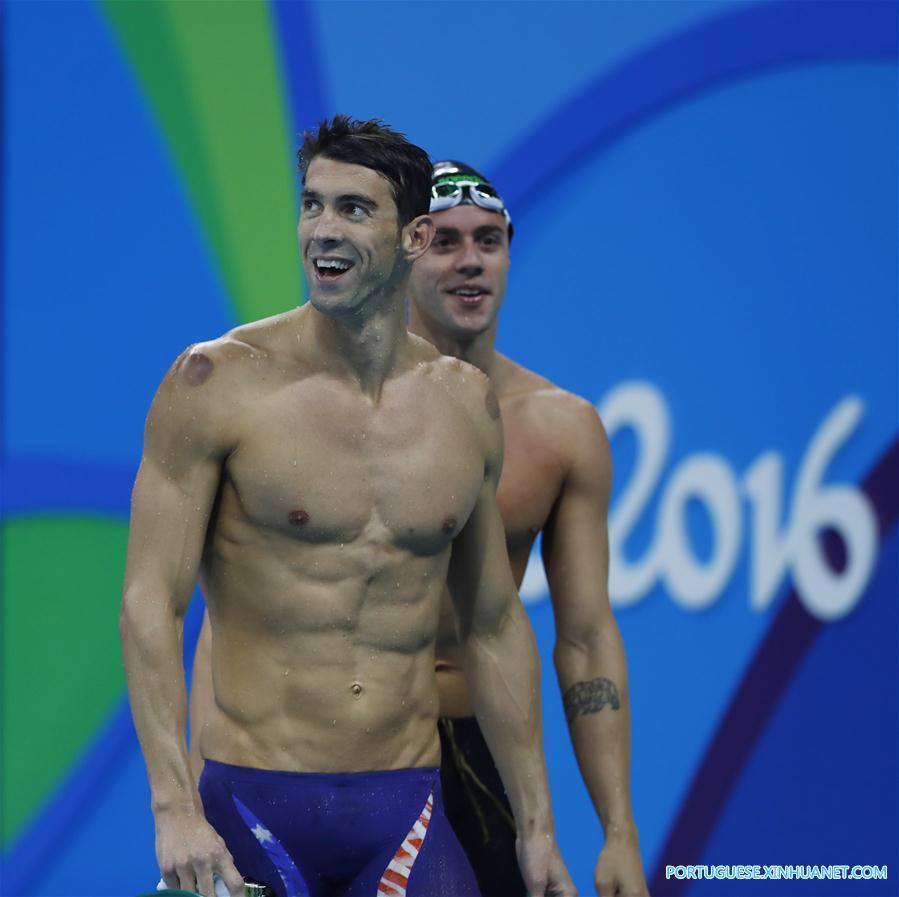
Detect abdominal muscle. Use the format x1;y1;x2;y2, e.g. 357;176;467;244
198;537;447;774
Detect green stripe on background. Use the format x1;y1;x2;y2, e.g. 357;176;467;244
101;0;303;323
2;517;130;845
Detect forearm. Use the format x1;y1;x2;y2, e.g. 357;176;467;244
554;620;637;836
462;598;555;838
121;586;198;812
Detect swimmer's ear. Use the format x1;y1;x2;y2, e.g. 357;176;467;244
401;214;435;262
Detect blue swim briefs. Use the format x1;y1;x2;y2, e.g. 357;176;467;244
198;760;481;897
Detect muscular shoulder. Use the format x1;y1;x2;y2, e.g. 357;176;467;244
433;354;500;429
420;349;503;475
146;326;272;461
497;356;610;479
164;333;258;402
162;309;300;401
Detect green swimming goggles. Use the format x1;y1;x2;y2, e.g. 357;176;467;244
430;174;512;228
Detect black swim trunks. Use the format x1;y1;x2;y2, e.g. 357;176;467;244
438;717;528;897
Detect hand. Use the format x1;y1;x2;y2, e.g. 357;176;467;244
517;833;578;897
155;805;245;897
594;832;649;897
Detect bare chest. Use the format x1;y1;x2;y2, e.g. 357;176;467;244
495;405;564;559
222;378;485;555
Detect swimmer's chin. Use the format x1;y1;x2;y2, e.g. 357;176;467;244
307;291;365;318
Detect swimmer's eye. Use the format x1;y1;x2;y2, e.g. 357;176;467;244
340;202;370;219
479;233;503;249
431;234;458;251
301;197;321;214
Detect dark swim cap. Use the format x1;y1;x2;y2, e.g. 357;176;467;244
430;160;514;241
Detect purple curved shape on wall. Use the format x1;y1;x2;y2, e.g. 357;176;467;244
649;436;899;895
494;0;898;223
2;597;207;897
2;699;136;896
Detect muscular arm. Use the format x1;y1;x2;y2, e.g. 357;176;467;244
542;401;647;896
189;612;214;782
447;386;573;896
120;345;243;897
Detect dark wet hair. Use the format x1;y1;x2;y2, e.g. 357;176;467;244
298;115;432;227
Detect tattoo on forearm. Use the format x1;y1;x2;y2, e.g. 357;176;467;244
563;677;620;723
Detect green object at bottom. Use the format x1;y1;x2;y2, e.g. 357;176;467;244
136;891;201;896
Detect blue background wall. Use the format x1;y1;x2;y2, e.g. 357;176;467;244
2;2;897;895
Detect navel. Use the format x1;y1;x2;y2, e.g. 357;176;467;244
288;509;310;526
181;352;213;386
350;682;363;697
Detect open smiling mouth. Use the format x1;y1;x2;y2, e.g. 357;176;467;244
314;258;355;282
448;287;488;306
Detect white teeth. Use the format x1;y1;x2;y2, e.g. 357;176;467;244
316;259;351;271
452;288;482;296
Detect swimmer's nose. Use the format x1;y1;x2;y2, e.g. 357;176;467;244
456;242;484;277
311;206;344;247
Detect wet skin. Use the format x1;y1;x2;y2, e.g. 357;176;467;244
433;361;572;717
408;203;569;714
170;314;490;773
124;159;504;777
123;157;579;897
408;202;649;896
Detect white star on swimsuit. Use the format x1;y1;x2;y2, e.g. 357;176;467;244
251;823;274;844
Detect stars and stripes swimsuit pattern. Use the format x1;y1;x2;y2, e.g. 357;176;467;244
198;760;481;897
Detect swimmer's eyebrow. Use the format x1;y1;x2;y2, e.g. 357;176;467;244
474;224;505;239
301;188;378;211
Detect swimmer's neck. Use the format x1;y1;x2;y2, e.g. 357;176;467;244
408;306;499;381
299;296;410;398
